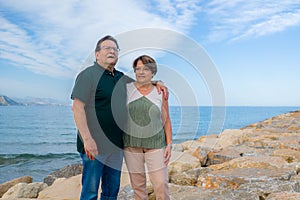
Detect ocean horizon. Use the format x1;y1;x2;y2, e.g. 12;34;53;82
0;105;299;183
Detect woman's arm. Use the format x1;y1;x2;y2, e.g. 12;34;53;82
161;97;172;165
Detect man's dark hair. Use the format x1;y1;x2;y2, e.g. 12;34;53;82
95;35;119;52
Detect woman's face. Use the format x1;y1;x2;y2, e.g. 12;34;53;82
135;60;154;84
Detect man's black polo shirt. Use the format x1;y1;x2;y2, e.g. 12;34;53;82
71;62;130;154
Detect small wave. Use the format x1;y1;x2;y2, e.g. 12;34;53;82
0;153;78;166
23;141;75;145
0;141;75;146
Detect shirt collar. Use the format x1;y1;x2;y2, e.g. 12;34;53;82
94;61;119;76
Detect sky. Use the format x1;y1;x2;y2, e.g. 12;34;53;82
0;0;300;106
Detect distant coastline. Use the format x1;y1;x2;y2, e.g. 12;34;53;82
0;95;69;106
0;95;22;106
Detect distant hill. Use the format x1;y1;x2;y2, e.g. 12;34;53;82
0;95;69;106
14;96;68;106
0;95;22;106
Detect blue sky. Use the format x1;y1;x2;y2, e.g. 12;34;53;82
0;0;299;106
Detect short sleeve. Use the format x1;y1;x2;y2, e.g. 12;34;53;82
71;70;92;104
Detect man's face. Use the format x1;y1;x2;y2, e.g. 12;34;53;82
95;40;119;69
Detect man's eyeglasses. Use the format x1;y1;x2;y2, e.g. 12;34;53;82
101;46;120;53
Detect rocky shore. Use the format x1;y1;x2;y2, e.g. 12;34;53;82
1;110;299;200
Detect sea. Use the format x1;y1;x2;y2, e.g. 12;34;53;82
0;105;299;183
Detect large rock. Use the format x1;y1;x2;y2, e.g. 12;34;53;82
266;192;300;200
197;168;295;189
197;154;296;190
205;145;260;166
272;148;300;162
238;180;300;197
242;132;300;150
191;147;209;166
43;163;82;186
208;155;288;171
169;168;209;186
38;175;81;200
168;151;200;175
215;129;245;147
242;110;300;134
180;140;205;152
2;182;47;199
168;183;259;200
0;176;32;197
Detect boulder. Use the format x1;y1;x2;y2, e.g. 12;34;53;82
197;168;295;189
43;163;82;186
238;180;300;197
169;168;204;186
216;129;245;147
191;147;209;166
181;140;204;152
272;148;300;163
208;155;288;171
2;182;47;199
38;175;81;200
0;176;32;197
172;143;184;152
243;132;300;150
205;145;259;166
266;192;300;200
169;183;259;200
168;151;200;175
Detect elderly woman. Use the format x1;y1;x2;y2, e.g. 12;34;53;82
123;55;172;200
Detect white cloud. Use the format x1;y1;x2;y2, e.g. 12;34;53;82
236;10;300;40
203;0;300;42
0;0;200;78
147;0;201;30
1;0;299;80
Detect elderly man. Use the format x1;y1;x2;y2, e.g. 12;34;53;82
71;35;167;200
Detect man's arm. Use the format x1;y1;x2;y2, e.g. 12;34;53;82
153;81;169;100
72;99;98;160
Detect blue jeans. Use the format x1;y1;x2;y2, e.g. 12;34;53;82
80;150;123;200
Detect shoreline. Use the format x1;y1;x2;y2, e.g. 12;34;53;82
1;110;300;199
